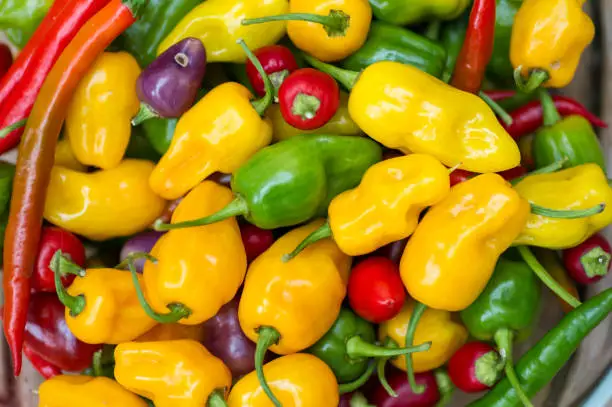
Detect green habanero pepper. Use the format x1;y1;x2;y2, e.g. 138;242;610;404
155;135;382;231
119;0;201;67
0;0;53;48
308;308;431;385
341;22;447;79
440;11;468;82
533;90;606;172
0;162;15;266
487;0;522;84
368;0;470;25
469;288;612;407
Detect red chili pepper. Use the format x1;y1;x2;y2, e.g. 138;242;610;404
450;0;496;93
348;257;406;324
562;233;612;285
447;341;503;393
449;169;474;187
240;223;275;263
450;166;527;187
278;68;340;130
0;44;13;80
245;45;298;98
3;0;143;376
483;90;517;101
366;368;450;407
23;345;62;379
31;227;86;293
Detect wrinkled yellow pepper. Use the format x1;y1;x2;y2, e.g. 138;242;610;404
39;376;147;407
379;301;468;373
401;173;530;311
44;159;166;241
65;52;141;169
228;354;339;407
54;139;86;172
514;164;612;249
115;340;232;407
159;0;288;63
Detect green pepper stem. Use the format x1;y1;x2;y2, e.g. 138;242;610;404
237;39;274;116
302;53;359;90
52;251;86;317
539;89;561;126
479;91;513;126
513;67;549;94
242;10;350;37
338;361;376;395
207;389;229;407
92;350;103;377
116;252;158;270
376;338;399;398
511;158;568;185
434;369;454;407
517;246;581;308
0;118;26;139
154;195;248;231
255;326;282;407
282;222;332;262
529;202;605;219
494;329;534;407
49;250;86;277
581;247;611;278
405;302;427;394
346;335;431;359
131;103;158;126
127;257;192;323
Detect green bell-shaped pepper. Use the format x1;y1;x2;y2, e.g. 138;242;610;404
487;0;523;83
369;0;470;26
0;0;52;48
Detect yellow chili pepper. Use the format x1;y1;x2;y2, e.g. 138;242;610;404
511;0;594;89
379;301;468;373
44;159;166;241
158;0;289;63
65;52;141;169
54;139;86;172
139;181;246;325
514;164;612;249
401;173;530;312
238;219;350;406
242;0;372;62
228;354;339;407
135;323;206;342
39;376;148;407
114;340;232;407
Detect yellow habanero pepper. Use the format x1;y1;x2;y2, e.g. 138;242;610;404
379;301;468;373
65;52;141;169
158;0;288;63
39;376;148;407
285;154;450;259
511;0;594;89
54;139;86;172
44;159;166;241
139;181;247;325
228;354;339;407
114;340;232;407
514;164;612;249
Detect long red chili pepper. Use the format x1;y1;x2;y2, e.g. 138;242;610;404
450;0;496;93
3;0;143;376
23;345;62;379
0;0;111;155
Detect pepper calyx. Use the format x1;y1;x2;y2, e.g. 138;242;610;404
581;246;611;278
207;389;229;407
513;67;550;93
302;53;359;90
132;103;159;126
291;93;321;121
474;350;504;387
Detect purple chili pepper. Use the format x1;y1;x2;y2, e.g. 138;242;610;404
120;231;164;273
132;37;207;125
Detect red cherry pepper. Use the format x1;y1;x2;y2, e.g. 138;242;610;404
240;223;275;263
23;345;62;379
245;45;299;98
278;68;340;130
0;44;13;80
348;257;406;324
448;341;503;393
366;367;452;407
562;233;612;285
31;227;86;293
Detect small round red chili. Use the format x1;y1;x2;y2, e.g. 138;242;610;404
448;341;503;393
240;223;275;263
278;68;340;130
245;45;298;98
562;233;612;285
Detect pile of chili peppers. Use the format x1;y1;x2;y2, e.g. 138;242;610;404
0;0;610;406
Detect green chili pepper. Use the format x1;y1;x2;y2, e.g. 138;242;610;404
440;12;468;83
155;134;382;231
340;22;447;79
533;90;606;172
487;0;523;84
0;0;53;48
308;308;431;384
119;0;201;67
0;162;15;266
140;117;177;156
124;130;162;162
469;288;612;407
368;0;471;26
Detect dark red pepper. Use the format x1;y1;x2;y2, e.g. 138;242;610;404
449;169;474;187
23;345;62;379
348;257;406;324
0;44;13;80
245;45;298;98
447;341;503;393
278;68;340;130
450;166;527;187
366;367;452;407
562;233;612;285
240;223;275;263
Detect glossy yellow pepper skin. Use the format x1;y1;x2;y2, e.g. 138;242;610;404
44;159;166;241
150;83;273;200
401;173;530;311
269;91;361;141
65;52;141;169
348;62;520;173
328;154;450;256
115;340;232;407
39;376;147;407
54;139;86;172
144;181;247;325
228;354;339;407
514;164;612;249
239;220;350;354
510;0;594;88
64;268;158;345
159;0;288;63
379;301;468;373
